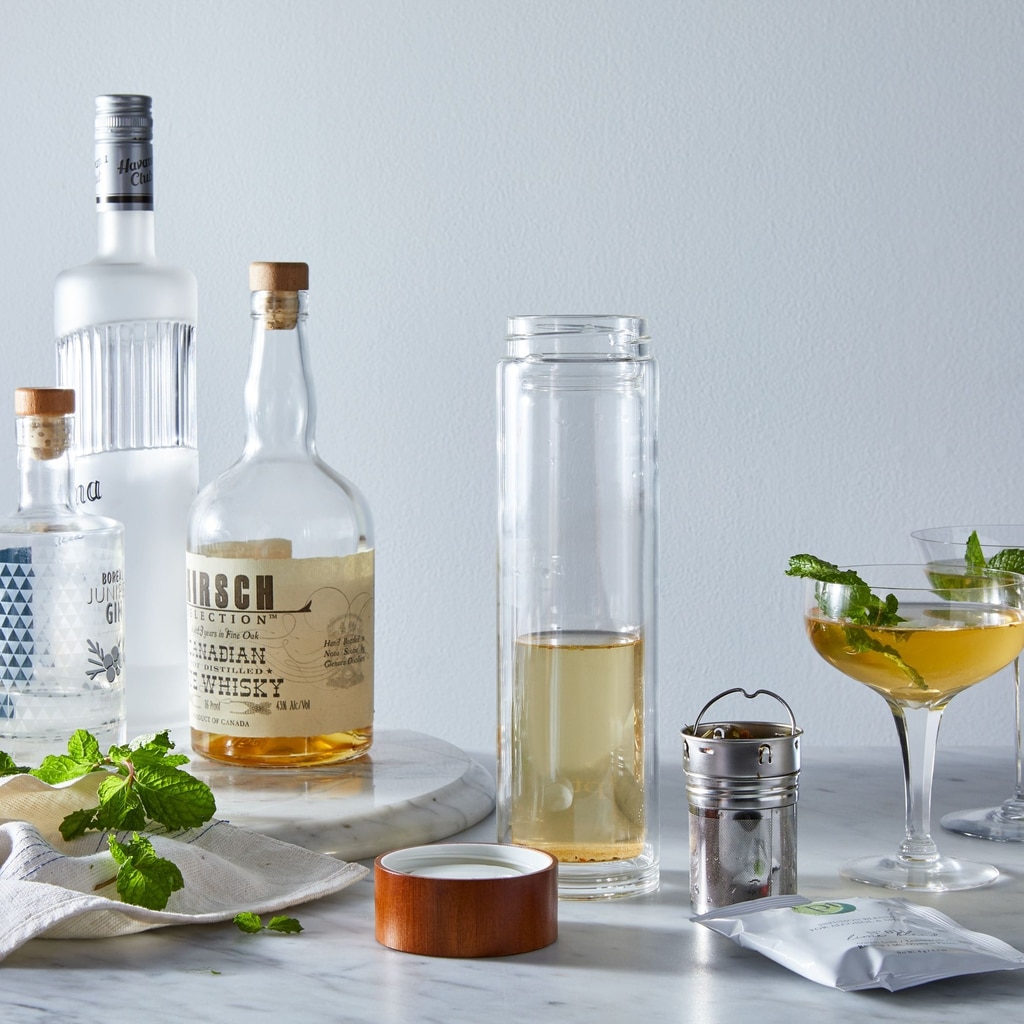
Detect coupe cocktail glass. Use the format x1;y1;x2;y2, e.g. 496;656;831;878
913;526;1024;841
801;564;1024;891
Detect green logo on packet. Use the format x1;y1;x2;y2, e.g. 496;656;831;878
792;901;856;916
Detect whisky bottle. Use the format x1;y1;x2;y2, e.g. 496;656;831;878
0;388;126;764
55;94;197;736
186;262;374;766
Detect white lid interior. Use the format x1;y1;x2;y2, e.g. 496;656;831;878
379;843;554;880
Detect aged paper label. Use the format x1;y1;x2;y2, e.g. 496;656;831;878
186;550;373;737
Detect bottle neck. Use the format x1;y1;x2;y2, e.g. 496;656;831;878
15;417;75;515
96;210;157;260
94;130;156;259
243;290;317;458
506;315;649;360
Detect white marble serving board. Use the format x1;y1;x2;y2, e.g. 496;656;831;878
185;729;495;861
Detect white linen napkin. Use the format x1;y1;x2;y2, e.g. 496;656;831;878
0;771;367;960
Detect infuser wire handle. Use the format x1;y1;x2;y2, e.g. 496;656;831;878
691;687;797;735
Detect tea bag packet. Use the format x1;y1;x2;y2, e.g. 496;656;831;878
693;894;1024;991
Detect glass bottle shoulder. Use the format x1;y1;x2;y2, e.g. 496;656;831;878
0;507;124;537
188;452;372;557
54;258;197;335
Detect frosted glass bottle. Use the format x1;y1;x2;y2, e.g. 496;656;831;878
54;95;197;737
0;388;126;765
186;262;374;767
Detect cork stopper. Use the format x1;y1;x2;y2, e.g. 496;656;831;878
249;262;309;293
250;263;308;330
14;388;74;460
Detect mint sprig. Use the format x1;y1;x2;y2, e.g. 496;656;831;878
787;554;926;689
786;554;904;627
25;729;217;841
233;912;303;935
0;728;217;911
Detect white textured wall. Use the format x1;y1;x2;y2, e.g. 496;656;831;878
3;1;1024;758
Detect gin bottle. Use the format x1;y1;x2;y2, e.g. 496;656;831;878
186;262;374;767
0;388;126;765
55;95;197;736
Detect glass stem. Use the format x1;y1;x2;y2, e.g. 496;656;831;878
892;702;942;865
1010;657;1024;808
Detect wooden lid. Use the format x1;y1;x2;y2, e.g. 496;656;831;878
375;843;558;957
14;387;75;417
249;261;308;292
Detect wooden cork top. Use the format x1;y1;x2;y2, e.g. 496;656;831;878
249;262;309;292
15;388;74;459
15;387;75;417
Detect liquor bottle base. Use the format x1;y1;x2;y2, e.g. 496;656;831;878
1;694;125;767
190;726;373;767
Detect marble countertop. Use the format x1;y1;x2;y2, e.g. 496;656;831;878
4;741;1024;1022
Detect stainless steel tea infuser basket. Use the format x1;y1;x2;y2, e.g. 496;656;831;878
682;687;802;914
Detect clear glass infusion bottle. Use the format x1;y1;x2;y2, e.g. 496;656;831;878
497;315;659;899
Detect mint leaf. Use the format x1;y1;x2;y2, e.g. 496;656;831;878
95;773;148;832
67;729;103;764
31;751;105;785
786;554;863;586
133;730;174;752
134;750;192;771
126;732;189;770
266;916;303;934
0;751;30;777
59;806;101;841
233;912;264;934
108;832;184;911
987;548;1024;574
133;763;217;830
965;531;987;569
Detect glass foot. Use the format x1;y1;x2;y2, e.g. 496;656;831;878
840;853;999;893
941;805;1024;842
